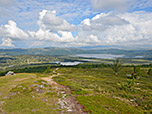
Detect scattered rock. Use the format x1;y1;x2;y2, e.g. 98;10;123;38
41;68;86;114
11;85;17;87
23;87;26;90
18;85;23;88
9;92;17;96
2;96;9;99
61;91;65;94
41;81;46;84
36;89;39;92
0;101;5;105
130;99;134;102
126;74;132;77
67;108;73;112
42;98;48;102
31;109;37;112
38;85;44;88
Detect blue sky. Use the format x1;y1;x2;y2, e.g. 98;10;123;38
0;0;152;48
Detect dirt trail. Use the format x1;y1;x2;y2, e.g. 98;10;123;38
41;68;86;114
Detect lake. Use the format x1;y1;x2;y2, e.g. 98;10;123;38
51;61;82;66
73;54;125;59
60;62;82;66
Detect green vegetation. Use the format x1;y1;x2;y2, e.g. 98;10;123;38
44;65;51;74
0;48;152;71
120;78;135;92
1;65;152;113
53;67;152;113
53;76;89;95
0;53;152;114
0;73;60;114
148;68;152;75
77;95;142;114
0;55;57;71
111;59;122;75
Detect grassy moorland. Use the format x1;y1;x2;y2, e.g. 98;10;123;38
0;65;152;114
53;67;152;114
0;73;61;114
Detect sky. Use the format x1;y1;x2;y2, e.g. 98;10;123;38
0;0;152;49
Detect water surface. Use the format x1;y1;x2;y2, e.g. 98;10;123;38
74;54;125;59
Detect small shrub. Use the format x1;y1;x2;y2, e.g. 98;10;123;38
10;84;32;95
72;89;89;95
44;65;51;74
148;68;152;75
111;59;122;76
53;76;66;83
120;78;136;92
134;66;140;73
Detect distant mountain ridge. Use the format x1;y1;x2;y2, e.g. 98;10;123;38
0;47;152;58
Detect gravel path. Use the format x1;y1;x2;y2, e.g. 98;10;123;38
41;68;86;114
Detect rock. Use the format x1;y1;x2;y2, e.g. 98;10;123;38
2;96;9;99
0;101;5;105
36;89;39;92
61;91;65;94
130;99;134;102
40;85;44;88
62;94;66;99
9;92;17;96
31;109;36;112
67;109;73;112
18;85;23;88
60;102;65;107
126;74;132;77
41;81;46;84
23;87;26;90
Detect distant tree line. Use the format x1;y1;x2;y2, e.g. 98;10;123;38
0;63;152;77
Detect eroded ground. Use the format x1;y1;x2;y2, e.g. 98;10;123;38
41;68;86;114
0;67;152;114
0;69;86;114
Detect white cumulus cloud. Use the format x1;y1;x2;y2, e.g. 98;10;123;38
29;29;75;43
38;10;76;32
29;10;152;47
77;11;152;46
29;10;75;43
0;38;14;47
0;20;29;40
1;10;151;48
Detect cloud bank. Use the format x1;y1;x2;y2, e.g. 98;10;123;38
0;0;152;48
0;38;14;47
90;0;152;11
28;10;152;47
0;10;152;47
29;10;75;43
0;20;29;40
